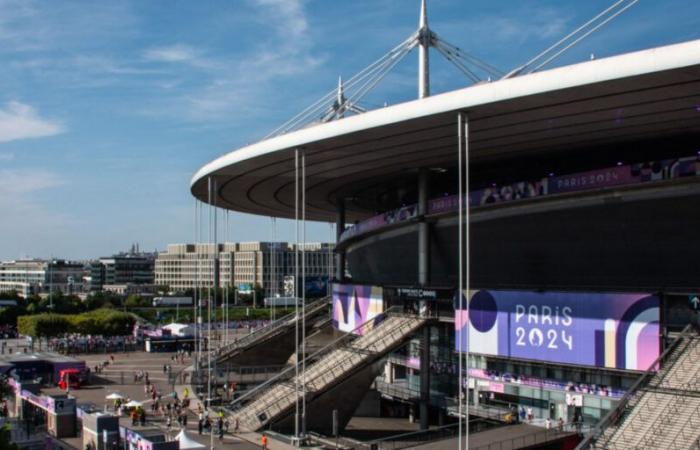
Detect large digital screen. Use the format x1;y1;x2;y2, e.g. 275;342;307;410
332;284;384;335
455;290;660;371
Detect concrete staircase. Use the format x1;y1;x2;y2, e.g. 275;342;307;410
591;330;700;450
215;297;329;365
226;313;426;432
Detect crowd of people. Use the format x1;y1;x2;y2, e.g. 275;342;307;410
0;325;18;339
48;335;139;354
472;368;622;398
196;403;231;440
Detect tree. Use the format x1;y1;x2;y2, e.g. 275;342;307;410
0;290;20;300
124;295;147;308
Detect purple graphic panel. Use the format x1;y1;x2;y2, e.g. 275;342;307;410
455;290;660;371
332;284;384;335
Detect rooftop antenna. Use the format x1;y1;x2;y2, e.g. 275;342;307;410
336;76;346;117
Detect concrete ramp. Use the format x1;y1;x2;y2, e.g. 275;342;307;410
227;313;427;434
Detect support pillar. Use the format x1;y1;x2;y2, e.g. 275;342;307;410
418;168;430;286
419;324;430;430
418;167;431;431
335;199;346;282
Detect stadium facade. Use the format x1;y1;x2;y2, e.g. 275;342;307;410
189;6;700;436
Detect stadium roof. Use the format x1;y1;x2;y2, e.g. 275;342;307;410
191;38;700;222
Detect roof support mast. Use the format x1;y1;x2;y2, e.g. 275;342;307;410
418;0;430;99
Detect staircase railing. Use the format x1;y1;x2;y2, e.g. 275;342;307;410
215;296;330;359
225;307;401;412
576;324;695;450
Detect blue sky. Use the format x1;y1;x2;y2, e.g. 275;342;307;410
0;0;698;260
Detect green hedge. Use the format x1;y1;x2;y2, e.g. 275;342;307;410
17;309;136;338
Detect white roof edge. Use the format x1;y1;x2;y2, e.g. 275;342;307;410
191;38;700;188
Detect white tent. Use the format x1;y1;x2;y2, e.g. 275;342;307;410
163;322;194;337
175;430;205;449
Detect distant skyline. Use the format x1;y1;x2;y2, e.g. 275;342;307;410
1;0;698;260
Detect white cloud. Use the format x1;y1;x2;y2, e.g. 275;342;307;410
0;101;64;143
173;0;323;121
251;0;308;38
0;168;65;195
0;152;14;161
144;44;199;63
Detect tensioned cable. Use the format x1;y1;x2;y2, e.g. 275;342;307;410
264;33;418;138
464;116;471;450
530;0;639;73
433;43;481;83
344;43;416;114
193;198;199;368
207;176;214;450
294;149;300;440
301;150;307;437
322;46;412;123
225;209;229;347
318;40;416;124
504;0;639;78
457;113;464;450
440;42;503;78
434;38;503;78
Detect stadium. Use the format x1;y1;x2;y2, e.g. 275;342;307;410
189;2;700;448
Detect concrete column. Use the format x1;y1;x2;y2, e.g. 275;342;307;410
418;168;430;286
419;325;430;430
335;199;346;281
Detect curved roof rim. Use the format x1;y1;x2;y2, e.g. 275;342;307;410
191;38;700;195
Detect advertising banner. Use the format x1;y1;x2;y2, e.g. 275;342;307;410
455;290;659;371
332;284;384;335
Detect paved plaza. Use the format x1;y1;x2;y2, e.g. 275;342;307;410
38;350;269;449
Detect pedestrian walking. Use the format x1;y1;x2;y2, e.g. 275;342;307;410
198;419;203;435
261;433;268;450
217;417;224;440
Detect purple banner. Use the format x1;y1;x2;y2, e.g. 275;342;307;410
332;284;384;335
341;154;700;243
549;166;631;194
455;290;660;371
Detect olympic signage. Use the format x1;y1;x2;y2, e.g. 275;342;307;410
455;290;660;371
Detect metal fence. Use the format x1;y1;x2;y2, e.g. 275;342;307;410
471;427;576;450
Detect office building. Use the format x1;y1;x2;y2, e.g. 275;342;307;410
154;241;334;297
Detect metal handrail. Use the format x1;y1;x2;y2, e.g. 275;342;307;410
226;308;421;426
471;427;577;450
361;422;461;449
215;296;329;359
576;324;696;449
226;308;398;410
